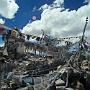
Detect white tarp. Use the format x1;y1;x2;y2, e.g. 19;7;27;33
3;47;8;56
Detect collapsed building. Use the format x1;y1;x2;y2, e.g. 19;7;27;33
0;17;90;90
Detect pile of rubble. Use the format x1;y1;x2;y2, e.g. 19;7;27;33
0;51;90;90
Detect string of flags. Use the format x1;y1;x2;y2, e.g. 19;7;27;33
23;35;83;42
58;36;82;41
0;24;12;32
0;24;88;45
85;41;90;45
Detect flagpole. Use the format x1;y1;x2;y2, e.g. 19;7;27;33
41;30;44;39
81;17;88;44
41;30;44;57
79;17;88;61
7;30;9;56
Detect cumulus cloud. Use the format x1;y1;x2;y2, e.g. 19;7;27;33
0;43;4;47
22;0;90;43
0;0;19;19
84;0;90;3
39;0;64;10
33;6;36;11
0;18;5;24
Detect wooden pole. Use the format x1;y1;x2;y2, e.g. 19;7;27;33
41;30;44;57
78;17;88;63
7;31;9;56
81;17;88;45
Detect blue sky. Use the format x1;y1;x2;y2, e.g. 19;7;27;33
0;0;90;46
3;0;88;29
1;0;54;29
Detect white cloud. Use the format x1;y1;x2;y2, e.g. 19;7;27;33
39;0;64;10
0;43;4;47
0;0;19;19
39;4;49;10
0;18;5;24
22;0;90;43
33;6;36;11
53;0;64;7
84;0;90;3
